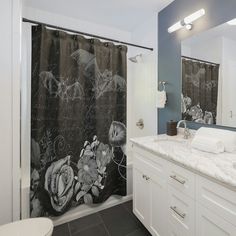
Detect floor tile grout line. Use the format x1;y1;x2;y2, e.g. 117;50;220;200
98;202;143;236
122;202;150;233
122;202;141;223
125;228;138;236
122;201;134;217
102;222;112;236
67;223;72;236
97;212;111;236
125;228;146;236
60;201;139;236
68;213;102;235
53;201;150;236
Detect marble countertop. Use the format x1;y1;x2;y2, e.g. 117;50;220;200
130;134;236;190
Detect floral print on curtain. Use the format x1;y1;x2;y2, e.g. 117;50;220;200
182;58;219;124
30;25;127;217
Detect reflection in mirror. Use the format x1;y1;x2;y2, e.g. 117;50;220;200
181;19;236;128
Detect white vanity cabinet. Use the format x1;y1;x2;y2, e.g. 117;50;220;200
132;145;236;236
133;147;168;236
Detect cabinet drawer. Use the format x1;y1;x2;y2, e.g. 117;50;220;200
133;149;166;178
167;163;195;199
196;203;236;236
167;186;195;236
196;175;236;227
168;221;194;236
133;154;153;176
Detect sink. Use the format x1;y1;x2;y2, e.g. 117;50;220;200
152;136;192;153
153;137;188;144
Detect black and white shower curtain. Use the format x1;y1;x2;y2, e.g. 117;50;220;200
182;59;219;124
30;25;127;217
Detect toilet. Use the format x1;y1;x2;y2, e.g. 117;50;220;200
0;218;53;236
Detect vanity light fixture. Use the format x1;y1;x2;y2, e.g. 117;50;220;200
168;21;183;34
227;18;236;25
168;9;205;33
185;24;193;31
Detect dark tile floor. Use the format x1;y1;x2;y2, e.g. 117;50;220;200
53;201;151;236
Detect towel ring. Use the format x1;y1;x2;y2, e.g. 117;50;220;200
159;81;166;91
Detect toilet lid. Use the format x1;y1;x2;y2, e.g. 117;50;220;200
0;218;53;236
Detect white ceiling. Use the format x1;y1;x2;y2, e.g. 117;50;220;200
23;0;174;31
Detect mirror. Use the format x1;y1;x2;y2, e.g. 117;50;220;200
181;19;236;128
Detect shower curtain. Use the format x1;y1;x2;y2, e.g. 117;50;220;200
182;59;219;124
30;25;127;217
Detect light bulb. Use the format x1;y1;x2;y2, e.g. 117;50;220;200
227;18;236;25
168;21;183;33
184;9;205;25
167;8;205;34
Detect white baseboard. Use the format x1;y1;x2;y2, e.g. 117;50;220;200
52;194;133;226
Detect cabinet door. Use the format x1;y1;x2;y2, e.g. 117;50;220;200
196;204;236;236
149;174;167;236
133;167;149;225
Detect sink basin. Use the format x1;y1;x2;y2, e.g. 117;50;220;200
153;137;187;144
152;136;191;152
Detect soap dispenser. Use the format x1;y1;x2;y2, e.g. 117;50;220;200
166;120;177;136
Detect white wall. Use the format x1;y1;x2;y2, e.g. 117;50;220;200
129;14;158;140
0;0;13;225
181;45;191;56
0;0;21;225
183;37;222;64
23;7;131;42
221;37;236;127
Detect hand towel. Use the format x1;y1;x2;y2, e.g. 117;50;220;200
195;127;236;153
157;90;167;108
191;135;224;154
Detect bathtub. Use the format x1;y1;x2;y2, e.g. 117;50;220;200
21;161;133;226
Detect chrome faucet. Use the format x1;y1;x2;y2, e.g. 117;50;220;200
176;120;190;139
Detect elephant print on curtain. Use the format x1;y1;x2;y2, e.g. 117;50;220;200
30;25;127;217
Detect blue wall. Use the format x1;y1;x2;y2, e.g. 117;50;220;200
158;0;236;134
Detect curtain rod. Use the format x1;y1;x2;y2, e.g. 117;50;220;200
181;56;220;66
22;18;154;51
